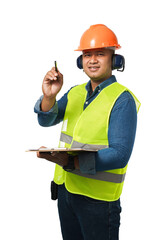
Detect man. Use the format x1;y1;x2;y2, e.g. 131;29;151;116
34;24;140;240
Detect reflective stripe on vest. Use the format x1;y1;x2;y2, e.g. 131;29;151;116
72;169;126;183
60;132;108;150
71;140;108;150
60;132;73;144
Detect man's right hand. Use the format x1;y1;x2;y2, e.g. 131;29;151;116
41;67;63;112
42;67;63;98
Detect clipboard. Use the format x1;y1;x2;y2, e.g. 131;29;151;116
26;147;98;153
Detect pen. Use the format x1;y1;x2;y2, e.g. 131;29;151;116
54;61;58;72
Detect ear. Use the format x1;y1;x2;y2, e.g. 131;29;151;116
76;55;83;69
112;54;125;72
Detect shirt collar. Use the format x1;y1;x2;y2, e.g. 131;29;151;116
85;75;117;93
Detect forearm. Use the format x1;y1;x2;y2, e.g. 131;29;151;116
77;144;130;174
95;145;131;171
34;96;59;127
34;90;70;127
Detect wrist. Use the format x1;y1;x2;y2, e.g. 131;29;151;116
43;95;56;104
41;95;56;112
63;155;79;172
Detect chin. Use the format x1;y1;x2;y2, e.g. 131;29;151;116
87;73;101;80
90;77;102;82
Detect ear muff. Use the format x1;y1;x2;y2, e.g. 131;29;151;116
77;55;83;69
112;54;125;72
76;54;125;72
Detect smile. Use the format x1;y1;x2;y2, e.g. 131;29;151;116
88;66;100;71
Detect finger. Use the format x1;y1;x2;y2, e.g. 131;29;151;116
51;151;58;157
37;146;46;158
51;67;62;78
37;151;68;166
37;151;47;158
57;152;68;159
38;152;64;165
57;70;63;78
38;152;54;161
51;67;59;73
44;72;57;81
37;151;40;158
48;152;68;162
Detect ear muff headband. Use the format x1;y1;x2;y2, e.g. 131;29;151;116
76;54;125;71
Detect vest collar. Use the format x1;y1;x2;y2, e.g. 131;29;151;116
85;75;117;96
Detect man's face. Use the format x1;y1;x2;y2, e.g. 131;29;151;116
82;48;113;82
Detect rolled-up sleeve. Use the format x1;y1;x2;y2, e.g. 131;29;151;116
79;152;96;175
34;88;70;127
34;96;59;127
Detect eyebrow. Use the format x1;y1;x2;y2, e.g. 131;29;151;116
83;50;104;54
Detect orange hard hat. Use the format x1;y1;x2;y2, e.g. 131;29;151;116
75;24;121;51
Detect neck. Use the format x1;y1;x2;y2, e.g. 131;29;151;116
90;74;112;92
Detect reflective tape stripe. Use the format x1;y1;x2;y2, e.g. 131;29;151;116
60;134;108;150
71;170;126;183
71;141;108;151
60;133;73;144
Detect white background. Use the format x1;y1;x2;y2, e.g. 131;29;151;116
0;0;165;239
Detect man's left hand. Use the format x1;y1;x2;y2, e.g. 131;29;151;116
37;148;68;167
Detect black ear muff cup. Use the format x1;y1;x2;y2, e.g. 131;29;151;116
77;55;83;69
112;54;125;72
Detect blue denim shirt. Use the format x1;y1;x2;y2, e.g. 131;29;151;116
34;75;137;175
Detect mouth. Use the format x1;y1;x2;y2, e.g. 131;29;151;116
88;66;100;72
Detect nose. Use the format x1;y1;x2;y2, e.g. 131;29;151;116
90;54;98;63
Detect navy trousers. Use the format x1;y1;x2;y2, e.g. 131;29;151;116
57;184;121;240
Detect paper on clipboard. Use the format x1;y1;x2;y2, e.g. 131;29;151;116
26;147;98;153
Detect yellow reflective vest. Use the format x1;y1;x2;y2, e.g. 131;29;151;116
54;82;140;201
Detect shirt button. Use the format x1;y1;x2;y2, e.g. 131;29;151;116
86;101;88;104
98;89;101;92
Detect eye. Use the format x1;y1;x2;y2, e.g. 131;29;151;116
83;53;91;57
97;52;104;56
